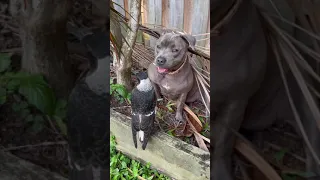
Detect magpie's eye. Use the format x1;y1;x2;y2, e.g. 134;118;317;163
156;45;161;49
172;49;179;52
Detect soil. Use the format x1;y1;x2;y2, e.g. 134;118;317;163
0;0;310;179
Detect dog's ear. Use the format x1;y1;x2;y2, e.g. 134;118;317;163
180;34;196;50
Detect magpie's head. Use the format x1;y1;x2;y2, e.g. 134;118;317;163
136;71;148;83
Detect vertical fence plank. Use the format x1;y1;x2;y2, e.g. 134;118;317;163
167;0;184;30
123;0;129;19
113;0;210;52
191;0;209;47
147;0;162;28
162;0;169;27
183;0;193;34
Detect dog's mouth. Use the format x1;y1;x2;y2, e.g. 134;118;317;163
157;66;169;74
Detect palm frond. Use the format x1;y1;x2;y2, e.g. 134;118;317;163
261;10;320;166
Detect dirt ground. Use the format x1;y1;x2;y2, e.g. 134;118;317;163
0;0;308;179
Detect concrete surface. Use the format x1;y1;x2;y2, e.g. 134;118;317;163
110;109;210;180
0;150;67;180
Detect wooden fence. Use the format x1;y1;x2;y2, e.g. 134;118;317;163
112;0;210;49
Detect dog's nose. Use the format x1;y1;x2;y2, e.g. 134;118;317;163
156;57;166;65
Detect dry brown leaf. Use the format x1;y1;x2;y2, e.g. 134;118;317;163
186;116;209;151
194;132;209;152
235;139;282;180
183;104;203;129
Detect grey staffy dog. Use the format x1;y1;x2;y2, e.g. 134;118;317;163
212;0;320;179
148;32;209;124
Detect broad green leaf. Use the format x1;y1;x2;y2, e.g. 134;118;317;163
6;79;20;91
0;53;11;73
18;74;56;115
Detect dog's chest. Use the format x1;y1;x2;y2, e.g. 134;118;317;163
158;74;191;98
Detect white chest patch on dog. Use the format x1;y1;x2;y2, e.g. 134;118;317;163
163;82;170;90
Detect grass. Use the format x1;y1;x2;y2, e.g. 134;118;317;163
110;135;171;180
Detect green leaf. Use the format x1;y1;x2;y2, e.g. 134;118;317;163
54;99;67;119
274;148;288;164
18;74;56;115
0;53;11;73
0;87;6;105
6;79;20;91
54;116;67;136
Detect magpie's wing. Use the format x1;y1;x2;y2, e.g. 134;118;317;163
67;82;109;180
131;88;157;114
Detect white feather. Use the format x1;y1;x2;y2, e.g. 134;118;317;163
137;78;153;92
139;131;144;141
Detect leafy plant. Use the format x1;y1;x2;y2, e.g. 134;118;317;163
0;53;68;135
110;81;131;104
110;135;170;180
165;101;175;113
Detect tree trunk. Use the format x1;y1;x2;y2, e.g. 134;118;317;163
116;0;141;91
10;0;76;98
110;2;123;68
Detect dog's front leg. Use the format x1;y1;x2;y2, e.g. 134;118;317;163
151;82;162;100
212;100;248;180
175;93;188;124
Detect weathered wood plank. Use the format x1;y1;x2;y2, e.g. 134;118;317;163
110;110;210;180
0;151;67;180
183;0;193;34
162;0;169;27
190;0;210;47
168;0;184;30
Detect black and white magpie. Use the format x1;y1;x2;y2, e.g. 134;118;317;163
131;71;157;150
66;23;109;180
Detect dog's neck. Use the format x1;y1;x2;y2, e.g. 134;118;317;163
168;54;189;75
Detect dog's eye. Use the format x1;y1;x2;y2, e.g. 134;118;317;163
156;45;161;49
172;49;179;52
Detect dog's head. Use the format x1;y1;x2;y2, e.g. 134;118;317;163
154;32;196;74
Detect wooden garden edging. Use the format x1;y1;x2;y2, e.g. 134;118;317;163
0;150;67;180
110;109;210;180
